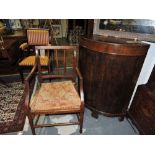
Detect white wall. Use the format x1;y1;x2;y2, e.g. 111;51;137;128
128;42;155;109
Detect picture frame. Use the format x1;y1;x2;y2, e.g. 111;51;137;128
52;25;62;38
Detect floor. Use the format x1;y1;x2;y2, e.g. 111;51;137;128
5;108;139;135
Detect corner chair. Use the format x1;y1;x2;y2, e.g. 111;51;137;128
18;28;51;83
24;45;85;134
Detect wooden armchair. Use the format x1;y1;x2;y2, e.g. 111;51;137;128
24;45;85;135
18;28;51;83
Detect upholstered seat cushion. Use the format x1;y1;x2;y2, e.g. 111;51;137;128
19;56;49;66
30;81;81;113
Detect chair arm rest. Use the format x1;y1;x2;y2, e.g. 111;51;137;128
75;67;84;103
19;42;29;50
18;42;30;63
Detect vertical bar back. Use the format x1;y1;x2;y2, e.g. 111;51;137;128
64;49;66;74
35;46;78;77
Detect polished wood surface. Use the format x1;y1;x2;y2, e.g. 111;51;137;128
79;35;150;118
80;35;149;56
129;65;155;134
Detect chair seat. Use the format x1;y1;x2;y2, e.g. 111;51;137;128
30;81;81;113
19;56;49;66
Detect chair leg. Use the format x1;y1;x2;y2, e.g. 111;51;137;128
27;114;36;135
79;111;84;134
48;64;51;74
18;66;24;83
48;64;52;82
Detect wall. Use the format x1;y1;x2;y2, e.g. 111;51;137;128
128;42;155;109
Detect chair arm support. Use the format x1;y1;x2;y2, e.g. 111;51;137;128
18;45;31;64
75;67;84;103
24;62;37;112
25;61;37;82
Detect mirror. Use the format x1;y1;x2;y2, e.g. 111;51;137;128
99;19;155;34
